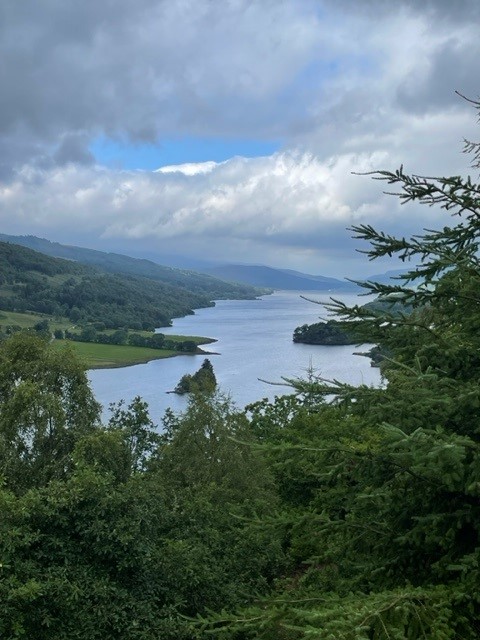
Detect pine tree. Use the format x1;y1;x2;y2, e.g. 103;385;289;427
198;97;480;639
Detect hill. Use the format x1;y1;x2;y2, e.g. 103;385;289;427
202;264;356;290
0;235;421;294
0;241;251;329
0;234;264;301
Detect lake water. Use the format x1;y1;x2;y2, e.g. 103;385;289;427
88;291;382;425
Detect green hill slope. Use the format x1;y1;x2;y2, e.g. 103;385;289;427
0;241;229;329
0;234;263;300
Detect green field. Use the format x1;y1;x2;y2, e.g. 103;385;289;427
0;310;216;368
0;310;72;331
52;340;180;369
52;336;216;369
162;334;216;345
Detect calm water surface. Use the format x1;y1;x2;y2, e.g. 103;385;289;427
89;291;381;424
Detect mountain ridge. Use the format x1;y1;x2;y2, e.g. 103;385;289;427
0;233;410;292
0;233;264;300
201;264;357;291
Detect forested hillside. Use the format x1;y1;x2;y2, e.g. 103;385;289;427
2;109;480;639
0;233;263;300
0;241;253;329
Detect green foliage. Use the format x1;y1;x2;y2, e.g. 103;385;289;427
174;358;217;394
66;326;202;354
0;240;257;331
0;333;100;492
107;396;160;474
293;319;359;345
152;393;286;613
0;343;284;637
199;585;478;639
292;298;411;346
158;393;267;495
0;471;186;639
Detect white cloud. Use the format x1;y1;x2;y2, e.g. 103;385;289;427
156;161;220;176
0;146;458;275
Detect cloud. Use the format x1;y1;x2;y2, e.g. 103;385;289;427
288;4;480;164
0;147;460;276
0;0;325;171
156;161;220;176
1;0;480;274
53;133;95;167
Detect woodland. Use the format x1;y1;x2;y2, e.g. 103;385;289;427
2;108;480;639
0;241;260;330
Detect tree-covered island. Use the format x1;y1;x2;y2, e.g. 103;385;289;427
174;358;217;394
293;297;412;359
294;318;359;344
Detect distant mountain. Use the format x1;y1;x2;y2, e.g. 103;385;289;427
122;249;214;271
0;234;263;301
0;233;419;295
361;269;420;286
202;264;356;291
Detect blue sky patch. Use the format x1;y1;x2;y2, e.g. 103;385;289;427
90;136;281;170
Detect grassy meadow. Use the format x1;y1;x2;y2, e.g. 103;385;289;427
51;340;179;368
0;310;215;369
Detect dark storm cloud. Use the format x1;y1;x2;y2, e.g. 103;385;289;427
397;40;480;114
1;0;478;169
0;0;158;136
53;134;94;166
0;0;322;170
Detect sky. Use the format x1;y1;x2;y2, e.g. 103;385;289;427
0;0;479;278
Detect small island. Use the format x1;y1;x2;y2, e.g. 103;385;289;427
174;358;217;394
293;319;359;345
293;297;412;346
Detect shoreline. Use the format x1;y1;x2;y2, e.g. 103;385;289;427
53;338;218;370
88;346;221;370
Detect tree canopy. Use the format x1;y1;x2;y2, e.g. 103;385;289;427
0;333;100;492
